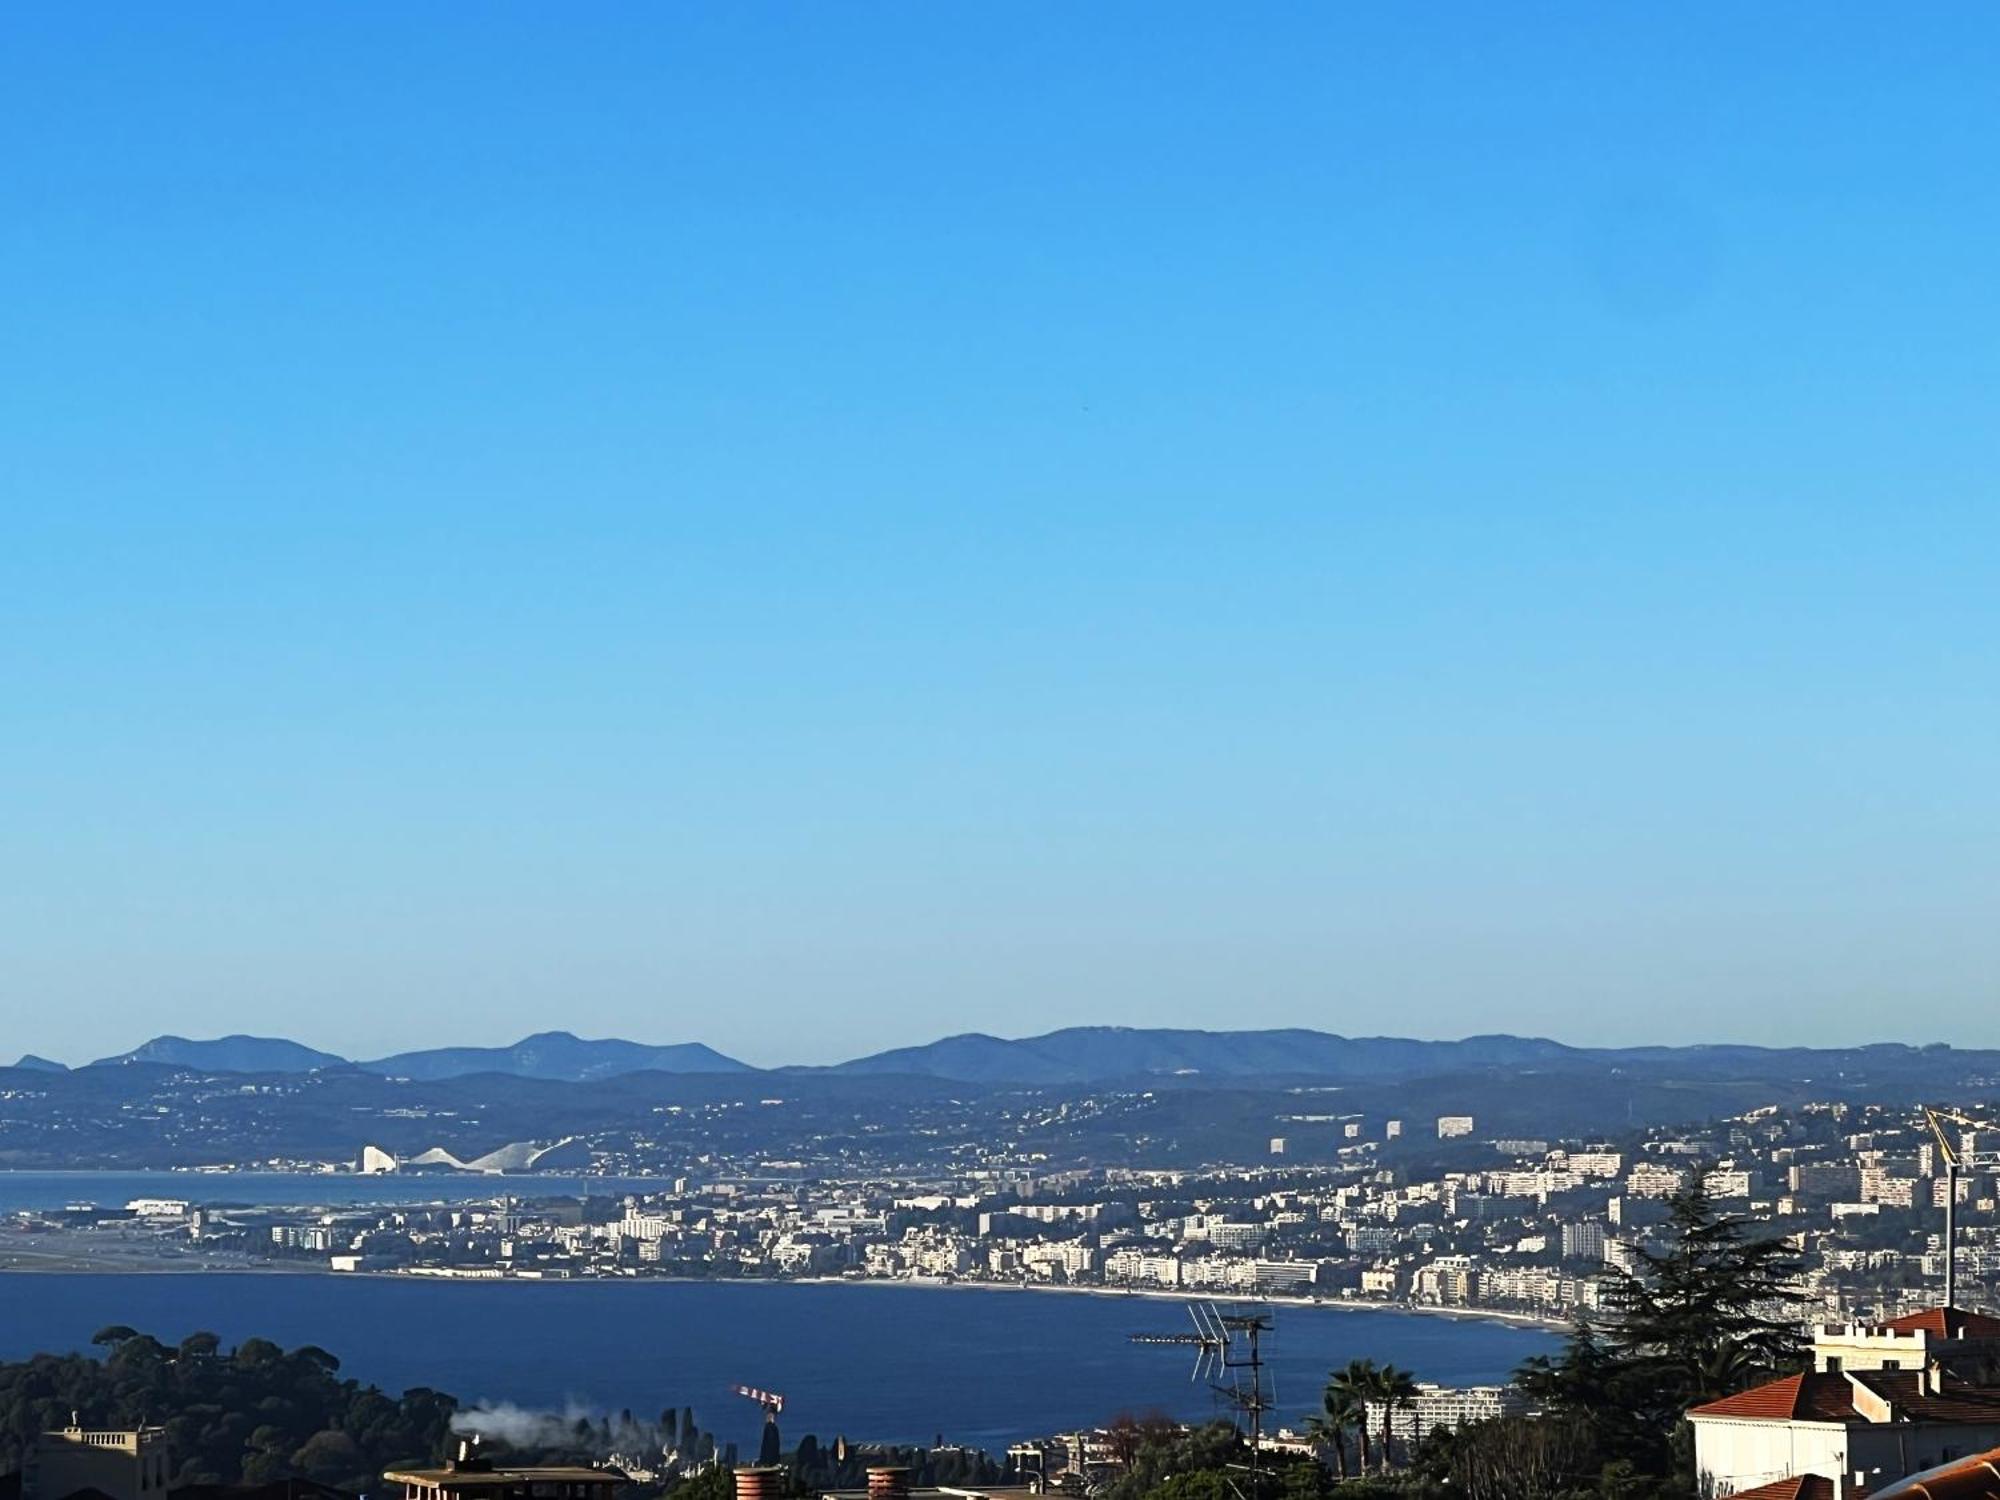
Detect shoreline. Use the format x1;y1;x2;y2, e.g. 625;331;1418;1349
0;1256;1567;1332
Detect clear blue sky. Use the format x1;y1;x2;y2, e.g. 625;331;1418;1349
4;6;1996;1066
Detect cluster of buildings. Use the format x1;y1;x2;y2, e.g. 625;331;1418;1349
17;1101;1995;1332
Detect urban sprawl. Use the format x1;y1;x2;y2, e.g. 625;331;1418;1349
18;1099;1989;1328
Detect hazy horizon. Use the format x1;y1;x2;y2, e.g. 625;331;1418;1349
13;1019;1991;1073
6;8;1997;1067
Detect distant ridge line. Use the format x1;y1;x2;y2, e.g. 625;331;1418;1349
34;1024;1974;1088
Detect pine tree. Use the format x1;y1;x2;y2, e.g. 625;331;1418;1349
1515;1176;1809;1490
1602;1175;1806;1407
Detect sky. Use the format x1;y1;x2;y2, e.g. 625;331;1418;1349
3;6;1997;1067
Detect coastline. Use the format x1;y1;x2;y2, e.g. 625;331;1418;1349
0;1253;1567;1332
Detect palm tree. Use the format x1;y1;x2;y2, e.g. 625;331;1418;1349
1697;1335;1760;1400
1370;1363;1420;1472
1303;1377;1364;1478
1325;1359;1380;1474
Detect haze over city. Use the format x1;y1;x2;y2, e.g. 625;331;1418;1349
6;8;1997;1067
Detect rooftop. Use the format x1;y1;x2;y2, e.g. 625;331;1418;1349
1689;1371;2000;1426
1880;1309;2000;1341
1874;1447;2000;1497
383;1470;622;1490
1717;1478;1836;1500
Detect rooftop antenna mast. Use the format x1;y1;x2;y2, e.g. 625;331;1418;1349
1214;1310;1275;1499
1129;1302;1276;1497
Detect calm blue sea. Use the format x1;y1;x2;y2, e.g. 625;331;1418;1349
0;1274;1557;1455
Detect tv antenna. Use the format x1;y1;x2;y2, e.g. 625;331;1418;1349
1129;1303;1277;1498
1129;1300;1230;1381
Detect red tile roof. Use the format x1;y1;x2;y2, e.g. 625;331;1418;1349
1881;1308;2000;1341
1875;1448;2000;1497
1719;1478;1835;1500
1693;1374;1819;1421
1689;1371;2000;1426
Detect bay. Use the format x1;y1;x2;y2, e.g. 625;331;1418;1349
0;1273;1557;1456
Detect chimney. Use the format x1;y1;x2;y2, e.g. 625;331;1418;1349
1925;1357;1945;1396
867;1467;912;1500
735;1468;784;1500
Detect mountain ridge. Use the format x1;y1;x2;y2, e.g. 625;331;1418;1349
91;1034;348;1073
86;1030;751;1082
59;1025;1981;1088
361;1031;751;1082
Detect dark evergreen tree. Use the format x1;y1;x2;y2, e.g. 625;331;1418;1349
1513;1178;1808;1496
1601;1176;1806;1407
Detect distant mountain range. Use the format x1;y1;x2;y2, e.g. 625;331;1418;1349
362;1034;749;1082
73;1030;751;1083
89;1034;348;1073
817;1026;1583;1085
17;1024;1985;1090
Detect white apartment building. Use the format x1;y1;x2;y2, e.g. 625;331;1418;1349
1478;1264;1566;1309
1704;1169;1753;1199
620;1211;672;1243
1185;1219;1266;1251
1363;1385;1529;1462
1859;1169;1919;1209
1360;1265;1402;1297
1247;1259;1321;1294
1022;1241;1099;1280
1413;1255;1478;1305
1562;1151;1625;1178
1625;1163;1688;1198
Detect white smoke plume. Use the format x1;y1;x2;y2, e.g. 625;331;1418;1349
450;1402;671;1459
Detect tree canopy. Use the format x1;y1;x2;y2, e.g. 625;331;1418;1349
0;1329;456;1495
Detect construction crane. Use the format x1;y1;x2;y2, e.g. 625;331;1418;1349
731;1385;786;1417
731;1385;786;1469
1923;1107;2000;1309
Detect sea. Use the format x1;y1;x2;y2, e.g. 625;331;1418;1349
0;1174;1559;1455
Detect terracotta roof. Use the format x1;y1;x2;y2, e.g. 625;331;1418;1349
1718;1477;1836;1500
1692;1374;1819;1421
1874;1448;2000;1497
1689;1371;2000;1426
1881;1308;2000;1341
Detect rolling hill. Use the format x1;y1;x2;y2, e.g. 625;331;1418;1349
359;1031;751;1082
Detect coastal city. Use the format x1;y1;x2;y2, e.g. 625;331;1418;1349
8;4;1996;1500
9;1098;1989;1330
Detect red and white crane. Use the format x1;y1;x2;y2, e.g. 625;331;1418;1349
731;1384;785;1417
